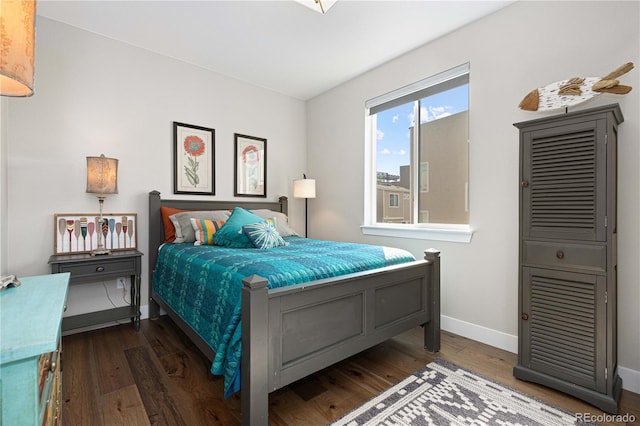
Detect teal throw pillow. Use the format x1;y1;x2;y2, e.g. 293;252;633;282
213;207;265;248
243;221;288;249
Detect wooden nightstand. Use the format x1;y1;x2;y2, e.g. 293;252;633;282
1;273;69;426
48;250;143;331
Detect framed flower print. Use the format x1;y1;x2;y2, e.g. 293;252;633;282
173;122;215;195
234;133;266;197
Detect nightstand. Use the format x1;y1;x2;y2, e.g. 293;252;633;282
1;273;69;426
48;250;143;331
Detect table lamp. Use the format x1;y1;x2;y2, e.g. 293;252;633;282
86;154;118;255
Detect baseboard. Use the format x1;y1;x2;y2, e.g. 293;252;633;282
441;315;640;394
441;314;518;354
618;366;640;394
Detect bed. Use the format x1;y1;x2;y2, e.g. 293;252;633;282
147;190;441;425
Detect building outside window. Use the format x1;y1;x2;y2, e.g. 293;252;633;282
363;63;471;242
389;193;399;207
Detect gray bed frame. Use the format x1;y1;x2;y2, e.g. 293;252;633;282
147;190;441;425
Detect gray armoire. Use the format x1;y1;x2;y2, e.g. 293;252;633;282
513;104;622;414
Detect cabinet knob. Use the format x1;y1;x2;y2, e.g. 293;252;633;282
521;313;529;321
96;266;105;272
521;180;529;188
556;250;565;259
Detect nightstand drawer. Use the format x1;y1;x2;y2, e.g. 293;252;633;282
58;258;136;281
522;241;606;273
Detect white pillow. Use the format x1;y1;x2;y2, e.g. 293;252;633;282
250;209;299;237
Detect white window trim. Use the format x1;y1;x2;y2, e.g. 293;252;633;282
361;223;473;243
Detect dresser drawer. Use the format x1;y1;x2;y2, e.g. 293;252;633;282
38;339;61;425
523;241;606;272
58;258;136;281
38;351;54;401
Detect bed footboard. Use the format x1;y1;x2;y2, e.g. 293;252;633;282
241;249;441;426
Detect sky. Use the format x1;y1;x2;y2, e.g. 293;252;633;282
376;84;469;176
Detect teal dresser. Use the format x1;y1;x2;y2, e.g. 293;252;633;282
1;273;70;426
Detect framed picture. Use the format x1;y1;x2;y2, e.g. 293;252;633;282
174;122;215;195
54;213;138;255
234;133;266;197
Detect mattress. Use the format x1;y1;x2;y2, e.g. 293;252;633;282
152;236;416;397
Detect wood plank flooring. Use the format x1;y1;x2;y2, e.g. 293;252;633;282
62;317;640;425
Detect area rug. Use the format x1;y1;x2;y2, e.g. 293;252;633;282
331;358;597;426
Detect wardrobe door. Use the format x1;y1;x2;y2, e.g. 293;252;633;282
520;267;607;392
521;117;607;242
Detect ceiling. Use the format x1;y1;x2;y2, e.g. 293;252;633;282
36;0;513;100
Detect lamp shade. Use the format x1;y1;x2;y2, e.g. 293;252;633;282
86;155;118;195
293;178;316;199
0;0;36;97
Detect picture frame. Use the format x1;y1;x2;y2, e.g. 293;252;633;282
234;133;267;197
54;213;138;255
173;122;215;195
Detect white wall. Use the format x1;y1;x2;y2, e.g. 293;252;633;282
5;18;307;319
307;1;640;391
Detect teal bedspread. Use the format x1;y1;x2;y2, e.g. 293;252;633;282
152;236;415;397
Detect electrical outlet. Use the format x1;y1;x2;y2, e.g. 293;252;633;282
117;277;126;289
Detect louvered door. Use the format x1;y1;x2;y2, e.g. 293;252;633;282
520;267;606;392
521;117;607;241
514;104;622;414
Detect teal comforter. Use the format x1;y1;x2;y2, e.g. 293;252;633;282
152;236;415;397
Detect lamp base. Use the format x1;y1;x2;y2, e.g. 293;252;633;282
91;201;111;256
90;247;111;256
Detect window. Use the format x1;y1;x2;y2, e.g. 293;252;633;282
363;63;472;242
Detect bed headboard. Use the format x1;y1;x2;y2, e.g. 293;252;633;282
148;190;288;316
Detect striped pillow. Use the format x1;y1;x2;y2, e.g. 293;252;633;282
190;218;226;246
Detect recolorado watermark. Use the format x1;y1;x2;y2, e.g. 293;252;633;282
576;412;636;423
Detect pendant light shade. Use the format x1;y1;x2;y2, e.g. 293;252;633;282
0;0;37;97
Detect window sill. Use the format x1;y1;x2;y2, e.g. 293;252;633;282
360;224;473;243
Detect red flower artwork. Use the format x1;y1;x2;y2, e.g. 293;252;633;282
183;135;205;186
184;136;205;156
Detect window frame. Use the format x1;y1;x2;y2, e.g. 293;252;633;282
362;63;473;243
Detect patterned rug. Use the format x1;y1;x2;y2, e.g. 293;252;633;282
331;358;597;426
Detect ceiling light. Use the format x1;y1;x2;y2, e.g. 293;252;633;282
294;0;337;14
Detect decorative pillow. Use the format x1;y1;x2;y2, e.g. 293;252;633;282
170;210;231;243
191;218;226;246
212;207;265;248
161;206;189;242
250;209;299;236
243;221;288;249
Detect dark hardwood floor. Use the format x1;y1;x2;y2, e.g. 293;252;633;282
61;317;640;425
